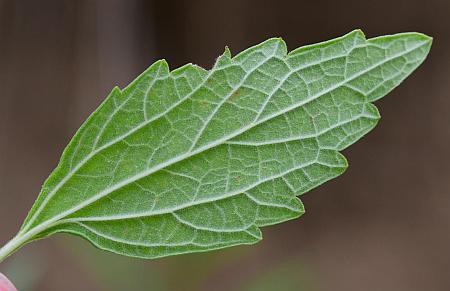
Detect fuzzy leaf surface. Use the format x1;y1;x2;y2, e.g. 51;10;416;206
18;30;431;259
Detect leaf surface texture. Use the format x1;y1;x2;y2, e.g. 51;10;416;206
19;30;431;258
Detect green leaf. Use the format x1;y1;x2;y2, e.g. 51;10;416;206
0;30;431;261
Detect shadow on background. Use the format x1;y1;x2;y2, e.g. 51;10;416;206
0;0;449;290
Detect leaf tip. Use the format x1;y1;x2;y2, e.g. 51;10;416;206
214;47;233;68
413;32;433;51
223;46;232;58
274;37;288;56
291;198;306;218
334;151;349;175
351;28;366;38
111;86;122;94
157;59;170;72
412;32;433;43
246;225;263;242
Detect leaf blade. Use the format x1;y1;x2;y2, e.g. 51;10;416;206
18;30;431;259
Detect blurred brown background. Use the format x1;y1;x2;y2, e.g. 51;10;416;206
0;0;448;290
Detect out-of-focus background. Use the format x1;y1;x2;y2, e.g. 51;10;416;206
0;0;448;290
